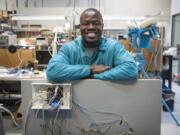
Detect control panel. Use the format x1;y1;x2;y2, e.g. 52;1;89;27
31;83;72;110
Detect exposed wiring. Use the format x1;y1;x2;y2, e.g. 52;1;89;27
145;40;161;73
48;46;52;57
145;51;154;72
2;89;9;95
0;104;21;129
153;41;161;71
25;87;133;134
73;101;95;123
17;49;23;68
23;92;48;135
35;87;57;119
72;100;134;135
25;85;65;135
53;105;61;125
48;86;59;105
48;86;63;110
72;103;84;129
51;28;58;55
73;100;127;120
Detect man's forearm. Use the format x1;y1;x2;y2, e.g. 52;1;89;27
46;64;91;82
93;62;138;80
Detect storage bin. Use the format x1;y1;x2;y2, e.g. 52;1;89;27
162;90;175;112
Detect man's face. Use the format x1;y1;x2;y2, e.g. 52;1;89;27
80;11;103;47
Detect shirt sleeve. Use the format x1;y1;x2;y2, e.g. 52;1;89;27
93;42;138;80
46;44;91;82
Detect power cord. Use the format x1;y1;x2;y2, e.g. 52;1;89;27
0;104;21;129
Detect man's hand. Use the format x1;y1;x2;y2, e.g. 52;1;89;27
90;64;110;74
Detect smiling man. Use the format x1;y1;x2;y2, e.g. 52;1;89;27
46;8;138;82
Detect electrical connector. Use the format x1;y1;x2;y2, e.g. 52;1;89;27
31;83;72;110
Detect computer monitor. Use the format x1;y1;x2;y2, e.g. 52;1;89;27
35;50;52;67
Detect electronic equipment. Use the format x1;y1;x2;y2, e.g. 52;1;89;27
36;37;48;46
0;34;17;45
31;83;72;110
0;35;8;45
35;50;52;66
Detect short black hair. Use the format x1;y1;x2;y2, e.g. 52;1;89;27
80;8;103;22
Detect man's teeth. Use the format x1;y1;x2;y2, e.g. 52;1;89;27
87;33;96;37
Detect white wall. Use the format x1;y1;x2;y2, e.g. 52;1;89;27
171;0;180;15
170;0;180;47
171;13;180;47
15;0;171;28
13;0;171;46
1;0;171;17
0;0;6;10
0;0;16;10
15;0;171;18
17;0;97;8
1;0;171;45
101;0;170;17
172;16;180;46
16;7;75;29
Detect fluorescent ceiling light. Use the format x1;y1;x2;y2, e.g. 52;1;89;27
103;16;146;21
11;15;65;20
12;15;147;21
